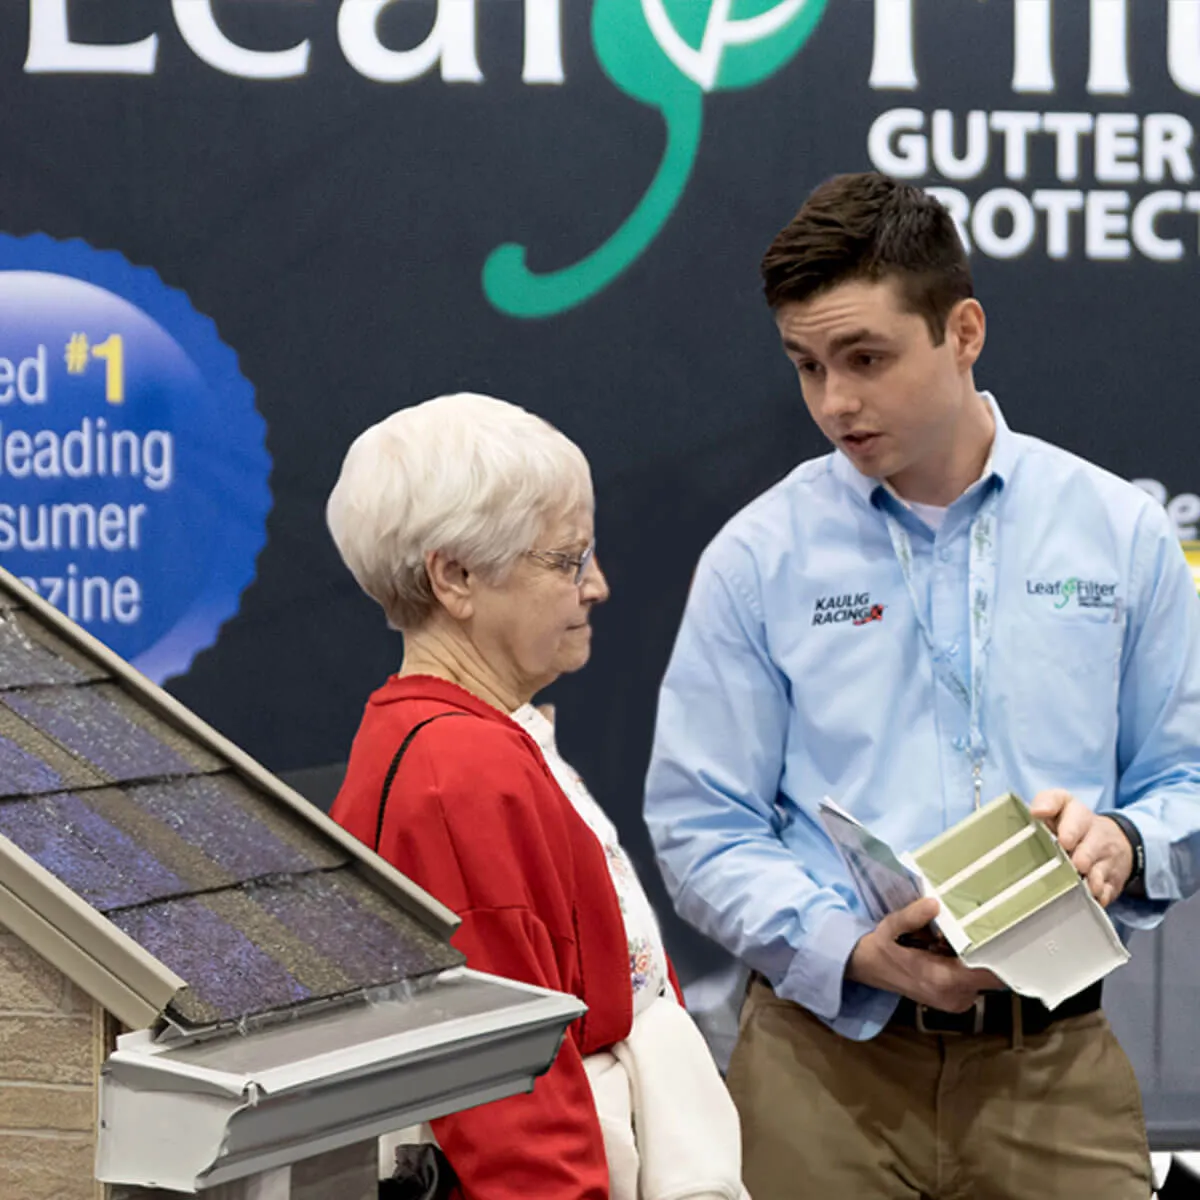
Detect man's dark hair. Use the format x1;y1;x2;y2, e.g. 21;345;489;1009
760;172;973;344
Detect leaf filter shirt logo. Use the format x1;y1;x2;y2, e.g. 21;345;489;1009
484;0;829;318
813;592;886;627
1026;577;1118;609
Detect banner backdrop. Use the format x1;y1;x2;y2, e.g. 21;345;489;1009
1;0;1199;1142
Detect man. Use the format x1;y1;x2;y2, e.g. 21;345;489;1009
644;172;1200;1199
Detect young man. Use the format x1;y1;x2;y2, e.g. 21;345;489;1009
644;172;1200;1199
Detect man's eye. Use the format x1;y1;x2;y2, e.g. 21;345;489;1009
853;352;882;369
796;360;822;376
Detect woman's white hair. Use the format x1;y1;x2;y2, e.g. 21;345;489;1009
327;392;593;630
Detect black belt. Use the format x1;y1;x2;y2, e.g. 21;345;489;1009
891;982;1103;1036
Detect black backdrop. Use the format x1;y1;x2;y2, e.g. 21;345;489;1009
2;0;1199;1143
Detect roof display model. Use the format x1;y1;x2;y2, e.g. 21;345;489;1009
0;566;585;1193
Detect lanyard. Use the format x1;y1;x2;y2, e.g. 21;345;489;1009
883;485;1000;810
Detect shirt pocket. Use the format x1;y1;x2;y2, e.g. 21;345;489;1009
1002;611;1124;776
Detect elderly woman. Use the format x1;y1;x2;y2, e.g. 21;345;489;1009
326;393;744;1200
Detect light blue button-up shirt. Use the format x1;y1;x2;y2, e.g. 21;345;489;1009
644;397;1200;1040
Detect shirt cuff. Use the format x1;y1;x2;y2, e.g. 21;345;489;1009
1108;894;1169;931
773;904;897;1040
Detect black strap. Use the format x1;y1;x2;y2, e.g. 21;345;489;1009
892;981;1103;1037
373;712;466;853
1104;811;1147;892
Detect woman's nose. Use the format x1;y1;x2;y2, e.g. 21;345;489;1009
581;555;610;602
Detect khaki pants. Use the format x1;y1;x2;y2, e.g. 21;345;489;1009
726;979;1152;1200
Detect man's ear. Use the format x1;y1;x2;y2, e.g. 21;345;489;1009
425;549;474;621
948;298;986;370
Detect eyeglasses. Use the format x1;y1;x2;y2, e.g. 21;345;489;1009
526;540;596;585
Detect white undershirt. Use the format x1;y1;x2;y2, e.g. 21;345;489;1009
510;703;670;1014
906;499;949;531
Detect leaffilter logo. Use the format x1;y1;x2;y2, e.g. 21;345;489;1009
1025;577;1118;610
483;0;829;319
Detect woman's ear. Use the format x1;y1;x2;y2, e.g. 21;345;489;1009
425;550;474;621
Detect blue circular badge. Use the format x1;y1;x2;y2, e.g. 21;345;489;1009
0;235;271;683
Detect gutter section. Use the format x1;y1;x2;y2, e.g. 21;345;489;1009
97;968;586;1192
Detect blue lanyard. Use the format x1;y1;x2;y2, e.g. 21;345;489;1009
883;485;1000;810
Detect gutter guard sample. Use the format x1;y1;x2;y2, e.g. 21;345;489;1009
96;968;586;1193
904;792;1130;1007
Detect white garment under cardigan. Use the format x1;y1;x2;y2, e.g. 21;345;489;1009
510;702;670;1015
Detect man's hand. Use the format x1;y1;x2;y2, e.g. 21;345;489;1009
1029;788;1132;906
845;897;1004;1011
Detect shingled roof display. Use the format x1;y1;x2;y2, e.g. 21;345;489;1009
0;571;460;1031
0;567;588;1193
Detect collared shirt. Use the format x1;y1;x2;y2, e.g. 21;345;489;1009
644;396;1200;1041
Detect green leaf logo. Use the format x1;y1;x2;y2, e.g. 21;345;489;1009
483;0;829;319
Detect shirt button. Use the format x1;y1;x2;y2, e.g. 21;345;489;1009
953;736;967;751
947;642;959;657
938;547;953;563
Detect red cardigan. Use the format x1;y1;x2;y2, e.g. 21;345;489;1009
332;675;661;1200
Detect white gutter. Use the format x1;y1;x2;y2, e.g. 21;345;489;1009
96;968;586;1193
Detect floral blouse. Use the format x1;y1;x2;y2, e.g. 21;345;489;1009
510;703;670;1014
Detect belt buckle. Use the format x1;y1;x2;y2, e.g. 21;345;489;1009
915;994;986;1035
